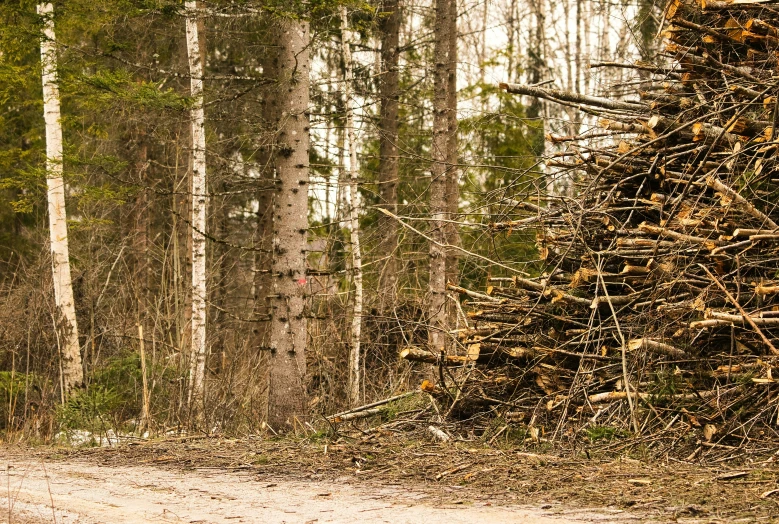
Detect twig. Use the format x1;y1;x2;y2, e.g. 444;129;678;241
326;391;418;422
375;207;530;275
699;264;779;356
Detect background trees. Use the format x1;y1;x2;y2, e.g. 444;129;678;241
0;0;654;436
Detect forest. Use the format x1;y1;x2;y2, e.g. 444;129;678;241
10;0;779;521
0;0;662;439
5;0;779;463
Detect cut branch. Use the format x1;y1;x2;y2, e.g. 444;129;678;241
499;83;648;112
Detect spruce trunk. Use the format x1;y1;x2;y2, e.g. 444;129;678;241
266;20;310;431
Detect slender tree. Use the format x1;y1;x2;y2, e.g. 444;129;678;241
527;0;546;158
377;0;401;309
635;0;662;62
38;2;83;396
184;0;208;410
253;51;275;364
266;18;310;431
340;7;364;407
444;0;460;315
505;0;517;82
131;136;149;334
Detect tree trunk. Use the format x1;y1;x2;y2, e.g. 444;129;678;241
429;0;452;353
575;0;582;95
210;180;229;363
444;0;460;320
506;0;517;83
377;0;400;310
253;51;276;361
266;19;310;432
132;136;149;329
184;0;208;413
599;0;611;67
38;2;83;396
340;7;364;408
527;0;547;159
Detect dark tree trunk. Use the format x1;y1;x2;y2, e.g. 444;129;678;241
429;0;453;352
377;0;401;311
444;0;460;317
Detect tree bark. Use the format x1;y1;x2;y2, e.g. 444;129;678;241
340;7;364;407
253;51;276;360
527;0;546;159
38;2;83;396
184;0;208;412
341;6;363;406
131;135;149;335
444;0;460;322
266;19;310;432
506;0;517;83
575;0;582;94
377;0;401;310
429;0;452;353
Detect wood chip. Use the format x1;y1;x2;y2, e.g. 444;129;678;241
627;479;652;485
435;462;471;480
716;471;748;481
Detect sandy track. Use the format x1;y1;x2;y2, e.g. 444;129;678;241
1;454;633;524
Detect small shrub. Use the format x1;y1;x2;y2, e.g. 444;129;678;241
57;385;121;433
56;351;147;434
0;371;35;430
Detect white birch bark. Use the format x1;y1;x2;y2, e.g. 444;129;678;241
340;7;363;407
185;0;208;409
38;2;83;395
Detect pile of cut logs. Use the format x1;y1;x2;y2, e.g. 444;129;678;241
403;0;779;449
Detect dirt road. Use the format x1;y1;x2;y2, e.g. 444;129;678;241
2;453;631;524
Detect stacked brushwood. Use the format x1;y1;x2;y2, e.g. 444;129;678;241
403;0;779;448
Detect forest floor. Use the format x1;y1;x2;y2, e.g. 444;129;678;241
2;436;778;523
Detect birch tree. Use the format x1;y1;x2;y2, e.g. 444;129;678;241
184;0;208;410
266;18;310;431
340;7;363;407
38;2;83;396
